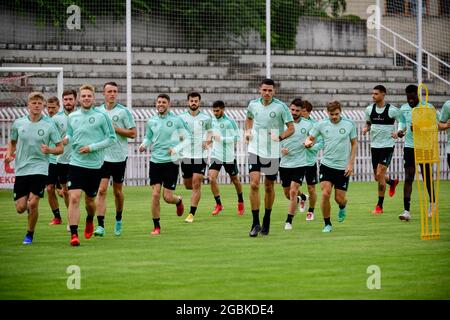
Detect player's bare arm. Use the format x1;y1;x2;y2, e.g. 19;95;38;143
344;138;358;177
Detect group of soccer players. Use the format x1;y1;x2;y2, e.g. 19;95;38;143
6;78;450;245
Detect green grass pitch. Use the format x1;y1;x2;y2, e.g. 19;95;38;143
0;181;449;300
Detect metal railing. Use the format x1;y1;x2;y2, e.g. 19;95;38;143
370;23;450;87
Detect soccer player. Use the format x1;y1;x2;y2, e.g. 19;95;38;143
245;78;294;237
438;100;450;169
178;92;212;223
362;85;401;215
280;99;317;230
139;94;188;235
94;82;136;237
45;96;64;225
53;89;78;218
5;92;63;244
299;100;324;221
304;100;357;233
396;85;438;222
208;100;244;216
65;84;116;246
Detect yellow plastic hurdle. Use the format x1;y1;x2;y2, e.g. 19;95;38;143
412;83;440;240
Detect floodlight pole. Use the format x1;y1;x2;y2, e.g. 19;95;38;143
417;0;423;85
126;0;132;110
266;0;271;79
376;0;381;55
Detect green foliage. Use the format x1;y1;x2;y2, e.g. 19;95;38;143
1;0;353;49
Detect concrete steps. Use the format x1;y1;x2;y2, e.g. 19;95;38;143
1;46;449;109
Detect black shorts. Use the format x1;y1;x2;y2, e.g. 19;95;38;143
248;153;280;181
371;147;394;170
150;161;179;190
279;167;305;188
319;164;350;191
100;159;127;184
57;163;70;185
209;158;239;176
305;163;318;185
13;174;47;201
67;165;102;198
404;147;415;168
180;158;207;178
47;163;59;186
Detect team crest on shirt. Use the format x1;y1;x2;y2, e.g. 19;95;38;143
301;128;307;134
339;128;346;134
198;120;204;126
269;111;276;118
166;121;173;127
38;129;45;136
89;117;95;124
112;115;119;122
220;123;225;129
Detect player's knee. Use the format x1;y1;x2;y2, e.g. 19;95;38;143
264;184;274;194
209;175;217;184
250;181;259;192
46;184;55;193
97;187;108;197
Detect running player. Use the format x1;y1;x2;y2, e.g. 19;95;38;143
94;82;136;237
305;100;357;233
65;84;116;246
139;94;188;235
178;92;212;223
362;85;401;215
5;92;63;244
208;100;245;216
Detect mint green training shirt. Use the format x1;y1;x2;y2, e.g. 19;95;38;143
246;97;293;158
304;117;324;166
142;112;189;163
210;114;240;162
11;115;62;176
280;117;315;168
439;100;450;154
53;109;74;164
66;107;117;169
178;110;212;159
364;103;401;148
310;117;357;170
97;103;136;162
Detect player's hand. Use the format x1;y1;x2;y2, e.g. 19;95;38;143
168;148;176;156
281;148;289;156
304;138;313;148
212;133;221;142
270;132;280;142
344;164;353;177
62;137;68;145
362;126;370;135
138;144;146;153
391;131;398;139
4;154;14;164
244;131;252;144
203;140;212;150
40;144;51;154
396;130;405;138
446;120;450;129
79;146;90;153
